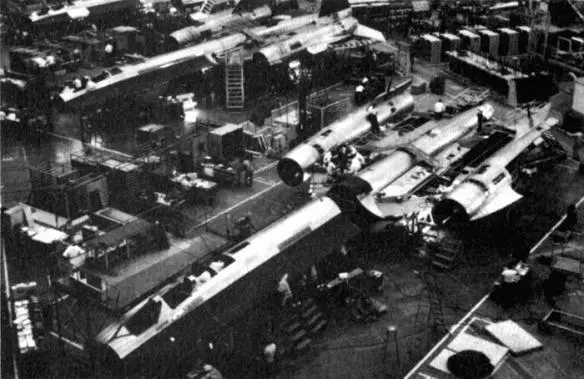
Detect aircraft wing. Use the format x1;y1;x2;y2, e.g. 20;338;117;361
471;185;523;221
307;22;386;55
374;196;433;220
353;24;386;42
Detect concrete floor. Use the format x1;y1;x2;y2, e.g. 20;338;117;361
3;56;583;378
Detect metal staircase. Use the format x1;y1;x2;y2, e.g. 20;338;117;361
199;0;215;15
225;48;245;111
430;236;463;271
276;298;328;356
414;271;448;335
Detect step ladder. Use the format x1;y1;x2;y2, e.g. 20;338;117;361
199;0;215;14
430;236;463;271
225;48;245;111
414;271;448;335
428;275;447;334
276;298;328;356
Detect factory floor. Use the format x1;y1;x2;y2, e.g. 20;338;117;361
273;154;584;379
3;58;584;378
267;61;584;379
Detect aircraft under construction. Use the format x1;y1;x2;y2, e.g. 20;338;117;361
91;95;565;377
54;7;386;111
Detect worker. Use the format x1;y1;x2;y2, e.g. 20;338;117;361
277;274;293;307
242;156;253;187
556;203;578;241
104;42;115;66
573;133;583;161
199;363;223;379
384;66;393;93
354;83;366;105
62;243;87;270
85;76;96;90
234;212;255;239
263;342;277;376
73;77;82;90
434;99;445;119
502;265;521;284
362;77;371;99
477;108;484;132
367;104;381;134
346;145;365;174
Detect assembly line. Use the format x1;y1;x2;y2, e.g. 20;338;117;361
1;0;584;378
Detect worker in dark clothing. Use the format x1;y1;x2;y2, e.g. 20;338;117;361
554;204;578;243
234;212;255;240
354;84;365;105
477;108;484;132
367;104;381;134
242;157;253;187
559;204;578;233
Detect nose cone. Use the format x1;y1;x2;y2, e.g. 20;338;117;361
432;199;470;225
277;158;305;186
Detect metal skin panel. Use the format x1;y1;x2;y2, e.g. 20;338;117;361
56;33;247;109
254;17;359;65
278;92;414;186
94;197;342;364
433;114;557;224
332;104;494;220
170;6;272;46
30;0;138;24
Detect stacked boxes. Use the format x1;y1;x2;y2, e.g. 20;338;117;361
458;30;481;53
479;29;500;58
14;299;37;354
417;34;442;64
440;33;462;54
498;28;519;56
516;26;532;54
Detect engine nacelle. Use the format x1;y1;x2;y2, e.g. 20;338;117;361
278;92;414;186
433;164;516;224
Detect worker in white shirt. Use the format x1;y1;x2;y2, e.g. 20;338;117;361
433;98;445;119
73;77;83;90
263;342;277;376
62;244;87;270
367;104;381;133
354;83;366;105
277;274;293;307
502;266;521;284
